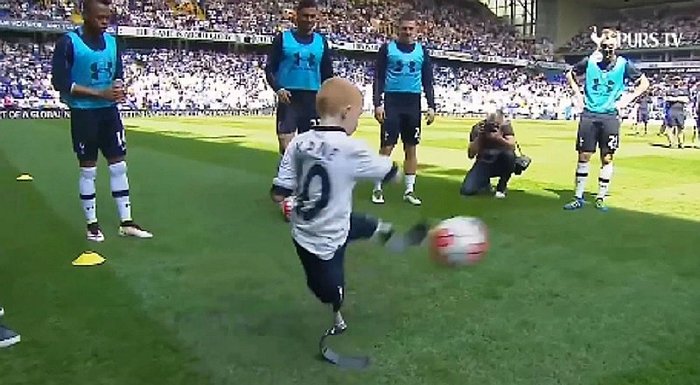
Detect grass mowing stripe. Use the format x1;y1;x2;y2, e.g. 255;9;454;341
0;149;213;385
2;117;700;385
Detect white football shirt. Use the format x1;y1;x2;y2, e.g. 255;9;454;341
273;127;395;260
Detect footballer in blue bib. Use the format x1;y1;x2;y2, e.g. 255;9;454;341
563;28;649;212
371;11;436;207
50;0;153;242
264;0;334;157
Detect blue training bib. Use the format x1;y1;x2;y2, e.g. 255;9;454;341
385;41;424;94
584;56;627;115
276;30;325;91
61;31;117;109
61;29;118;109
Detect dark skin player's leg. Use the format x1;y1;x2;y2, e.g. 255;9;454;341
379;144;394;157
79;156;124;168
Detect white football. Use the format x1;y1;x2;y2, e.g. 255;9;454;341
428;216;489;266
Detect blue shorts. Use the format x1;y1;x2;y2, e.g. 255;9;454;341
293;213;378;307
276;91;319;135
381;94;422;147
70;106;126;162
636;110;648;123
576;111;620;154
668;110;685;129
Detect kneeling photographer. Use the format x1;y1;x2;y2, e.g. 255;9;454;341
461;110;527;198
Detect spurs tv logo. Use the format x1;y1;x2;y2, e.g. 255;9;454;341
617;32;684;49
90;60;114;80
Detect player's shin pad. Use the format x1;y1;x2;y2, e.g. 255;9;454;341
319;329;370;369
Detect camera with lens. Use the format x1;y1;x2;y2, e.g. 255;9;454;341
513;153;531;175
483;121;500;133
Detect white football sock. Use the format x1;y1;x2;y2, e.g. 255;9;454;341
574;162;589;199
374;181;382;191
79;167;97;224
109;161;132;222
597;163;613;199
405;174;416;193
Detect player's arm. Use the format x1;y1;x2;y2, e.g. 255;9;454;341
51;34;118;101
320;36;334;83
421;46;436;111
566;57;588;101
270;138;298;202
50;35;74;95
497;122;516;151
114;38;126;101
350;140;400;183
264;33;284;92
372;43;389;109
115;38;125;81
665;89;682;103
623;61;650;102
467;123;481;159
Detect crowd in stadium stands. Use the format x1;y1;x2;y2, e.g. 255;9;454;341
561;6;700;52
0;0;536;59
1;1;698;119
2;39;697;120
0;0;75;21
3;0;699;58
0;39;572;117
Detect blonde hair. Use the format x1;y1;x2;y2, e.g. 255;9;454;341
316;77;363;118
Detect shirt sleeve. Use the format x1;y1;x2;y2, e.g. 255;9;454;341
51;34;74;93
320;36;334;83
501;121;515;136
264;33;284;92
349;139;397;182
373;43;389;107
624;61;643;82
115;37;124;80
421;46;436;110
570;57;588;76
469;123;480;142
272;138;298;194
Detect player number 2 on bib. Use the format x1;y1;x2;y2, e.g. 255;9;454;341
296;163;331;221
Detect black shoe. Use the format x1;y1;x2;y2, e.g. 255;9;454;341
384;221;429;253
404;221;429;246
86;222;105;242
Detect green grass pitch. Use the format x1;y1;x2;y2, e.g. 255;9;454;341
1;115;700;385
